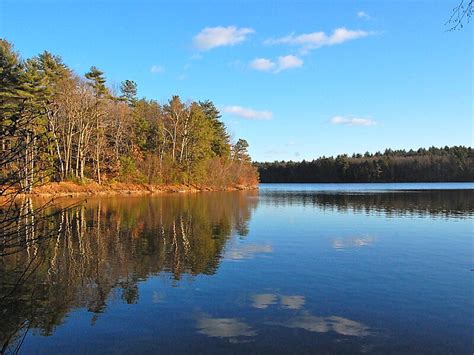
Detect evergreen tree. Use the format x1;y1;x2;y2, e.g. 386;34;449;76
232;139;250;162
120;80;137;106
85;66;107;97
257;146;474;183
199;100;230;158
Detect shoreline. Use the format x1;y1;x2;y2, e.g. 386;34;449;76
13;181;258;198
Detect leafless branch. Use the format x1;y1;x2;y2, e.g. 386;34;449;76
446;0;473;30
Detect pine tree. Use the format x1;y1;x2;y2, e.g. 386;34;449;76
199;100;230;158
85;66;107;97
232;139;250;162
120;80;138;107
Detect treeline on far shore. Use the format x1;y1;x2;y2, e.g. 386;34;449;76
0;39;258;195
256;146;474;183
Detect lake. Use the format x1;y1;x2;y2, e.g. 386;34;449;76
1;183;473;354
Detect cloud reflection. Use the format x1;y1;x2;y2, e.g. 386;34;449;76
332;236;375;249
278;312;371;337
252;293;278;309
252;294;305;310
225;244;273;260
197;315;257;341
280;295;305;309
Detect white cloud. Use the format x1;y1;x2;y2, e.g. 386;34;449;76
329;28;369;45
193;26;254;51
249;55;303;73
150;65;164;74
357;11;371;19
330;116;376;126
264;27;373;53
223;106;273;120
250;58;276;71
275;55;303;72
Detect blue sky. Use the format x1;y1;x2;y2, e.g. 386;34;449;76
1;0;472;161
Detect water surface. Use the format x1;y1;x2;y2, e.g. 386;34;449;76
1;183;473;354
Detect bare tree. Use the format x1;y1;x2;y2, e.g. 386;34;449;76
447;0;473;30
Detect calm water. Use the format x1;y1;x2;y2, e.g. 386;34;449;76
1;183;473;354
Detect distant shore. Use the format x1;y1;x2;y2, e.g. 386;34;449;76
12;181;258;198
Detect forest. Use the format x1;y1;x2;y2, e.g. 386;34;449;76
0;39;258;194
256;146;474;183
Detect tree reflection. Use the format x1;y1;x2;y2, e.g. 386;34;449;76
261;189;474;218
0;191;257;353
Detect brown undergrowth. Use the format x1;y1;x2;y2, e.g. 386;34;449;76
16;181;258;198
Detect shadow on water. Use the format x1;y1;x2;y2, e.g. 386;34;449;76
0;188;472;353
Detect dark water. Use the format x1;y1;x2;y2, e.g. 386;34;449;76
1;183;473;354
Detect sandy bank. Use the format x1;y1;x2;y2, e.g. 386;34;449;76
18;181;258;198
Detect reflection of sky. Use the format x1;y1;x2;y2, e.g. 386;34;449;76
276;313;371;337
196;315;256;341
332;236;376;249
252;294;278;309
280;295;305;310
224;243;273;260
152;291;164;303
196;293;371;343
250;293;370;336
252;294;305;310
18;187;473;354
